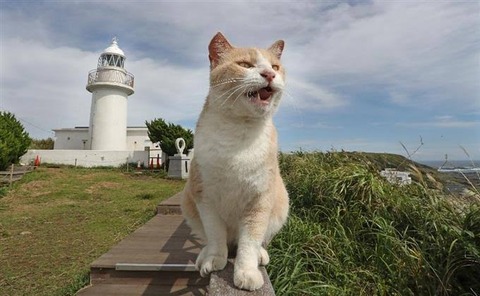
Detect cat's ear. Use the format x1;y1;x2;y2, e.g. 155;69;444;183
209;32;233;69
268;40;285;59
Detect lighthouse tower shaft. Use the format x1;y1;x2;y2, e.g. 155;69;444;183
86;38;134;151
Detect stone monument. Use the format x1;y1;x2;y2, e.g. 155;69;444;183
167;138;190;179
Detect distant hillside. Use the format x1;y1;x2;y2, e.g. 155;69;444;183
323;152;437;186
294;151;479;196
354;152;479;195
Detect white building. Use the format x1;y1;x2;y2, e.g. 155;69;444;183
380;168;412;186
52;38;156;152
53;126;154;151
22;38;159;168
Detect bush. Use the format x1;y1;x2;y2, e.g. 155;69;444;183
0;111;31;170
268;151;480;295
145;118;193;157
30;137;54;149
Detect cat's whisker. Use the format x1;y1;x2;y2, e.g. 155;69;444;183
211;81;247;98
220;85;248;108
211;84;241;101
280;89;302;116
228;83;257;106
210;78;243;88
231;87;250;107
225;83;247;97
211;77;242;84
212;84;246;107
232;83;264;107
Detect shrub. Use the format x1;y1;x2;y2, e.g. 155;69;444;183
145;118;193;157
269;151;480;295
30;137;54;149
0;111;31;170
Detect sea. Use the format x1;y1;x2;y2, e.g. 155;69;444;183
420;160;480;173
418;160;480;194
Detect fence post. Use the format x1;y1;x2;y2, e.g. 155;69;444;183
9;164;14;186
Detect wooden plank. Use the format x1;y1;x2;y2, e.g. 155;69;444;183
91;215;202;270
157;192;183;215
82;192;277;295
77;282;207;296
90;268;208;285
116;263;197;272
157;205;182;215
93;252;197;269
159;192;182;206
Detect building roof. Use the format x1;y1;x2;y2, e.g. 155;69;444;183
52;127;88;132
52;126;147;132
103;37;125;56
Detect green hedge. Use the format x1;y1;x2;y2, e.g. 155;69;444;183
145;118;193;157
0;111;31;171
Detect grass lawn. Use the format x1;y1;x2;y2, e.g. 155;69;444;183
1;153;478;296
0;166;185;296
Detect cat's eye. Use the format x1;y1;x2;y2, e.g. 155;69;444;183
237;61;254;68
272;65;280;71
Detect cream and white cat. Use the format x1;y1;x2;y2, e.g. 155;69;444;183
181;32;289;291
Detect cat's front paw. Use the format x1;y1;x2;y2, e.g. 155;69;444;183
259;247;270;266
234;267;264;291
195;248;227;277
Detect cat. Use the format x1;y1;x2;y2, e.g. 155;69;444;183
181;32;289;291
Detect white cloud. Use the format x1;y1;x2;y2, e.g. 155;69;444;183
284;79;347;111
397;116;480;128
285;137;405;155
0;38;208;138
1;1;479;159
1;38;96;137
4;2;478;111
289;121;342;130
292;2;479;108
127;58;207;127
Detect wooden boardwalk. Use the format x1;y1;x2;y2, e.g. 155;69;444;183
77;192;275;296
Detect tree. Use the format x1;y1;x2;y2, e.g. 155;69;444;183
0;111;32;170
30;138;55;150
145;118;193;157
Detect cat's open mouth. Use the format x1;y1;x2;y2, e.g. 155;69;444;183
247;86;274;104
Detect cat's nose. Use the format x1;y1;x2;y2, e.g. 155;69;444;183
260;70;276;82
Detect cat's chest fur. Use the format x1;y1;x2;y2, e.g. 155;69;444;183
194;110;274;199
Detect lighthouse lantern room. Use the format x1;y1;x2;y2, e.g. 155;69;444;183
86;37;134;150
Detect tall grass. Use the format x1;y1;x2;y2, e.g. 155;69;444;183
268;152;480;295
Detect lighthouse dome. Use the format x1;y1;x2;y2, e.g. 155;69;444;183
88;37;134;95
103;37;125;56
96;37;127;69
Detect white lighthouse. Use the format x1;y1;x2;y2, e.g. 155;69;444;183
24;38;161;168
86;38;134;150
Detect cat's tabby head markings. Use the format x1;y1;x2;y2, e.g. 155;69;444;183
207;32;285;118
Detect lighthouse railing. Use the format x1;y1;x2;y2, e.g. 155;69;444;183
87;68;135;88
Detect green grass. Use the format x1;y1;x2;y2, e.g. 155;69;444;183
268;151;480;296
1;153;478;295
0;166;184;296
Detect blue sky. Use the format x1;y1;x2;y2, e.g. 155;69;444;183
1;1;479;161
